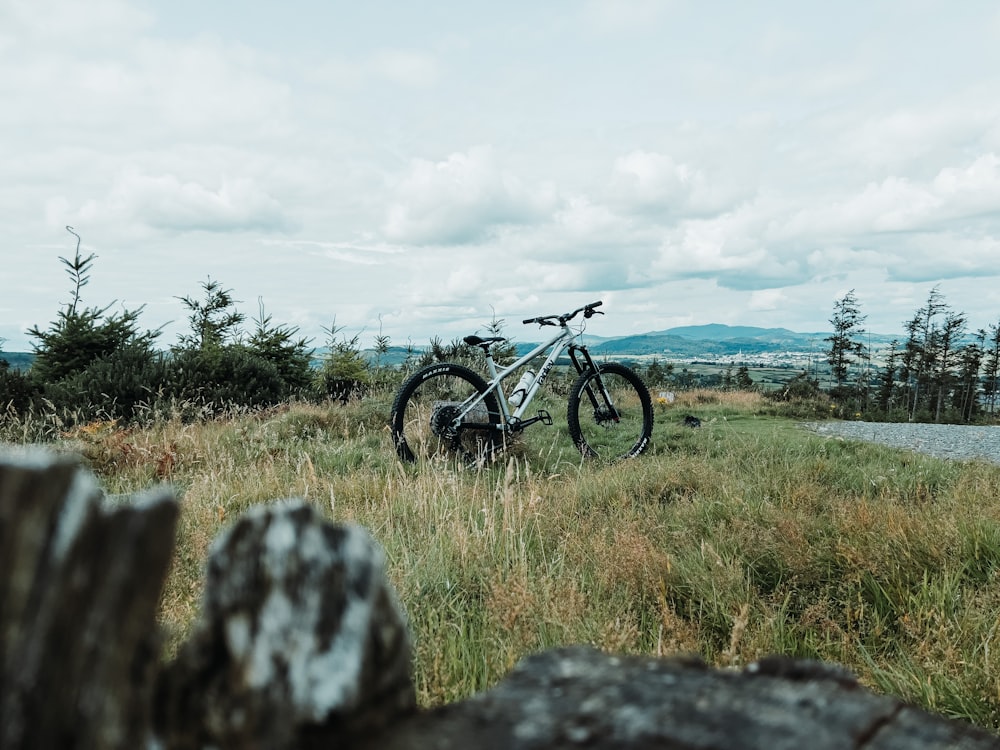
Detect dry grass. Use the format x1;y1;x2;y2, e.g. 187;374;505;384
5;389;1000;731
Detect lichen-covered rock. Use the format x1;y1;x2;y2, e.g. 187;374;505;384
356;646;999;750
155;501;414;749
0;448;177;750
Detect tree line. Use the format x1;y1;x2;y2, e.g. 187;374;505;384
824;288;1000;423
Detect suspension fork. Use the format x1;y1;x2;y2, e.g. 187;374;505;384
568;345;619;418
567;343;595;376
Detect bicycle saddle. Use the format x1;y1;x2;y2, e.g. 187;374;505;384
463;335;506;347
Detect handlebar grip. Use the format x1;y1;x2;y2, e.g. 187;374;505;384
522;318;535;325
589;300;603;309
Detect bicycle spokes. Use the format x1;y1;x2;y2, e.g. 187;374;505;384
568;364;653;461
391;364;501;464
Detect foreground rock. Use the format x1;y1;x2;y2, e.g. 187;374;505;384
154;502;415;749
1;449;997;749
0;449;176;750
360;647;995;749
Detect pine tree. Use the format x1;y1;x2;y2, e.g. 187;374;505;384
952;330;984;423
167;280;296;410
721;364;733;391
983;323;1000;416
483;313;517;367
825;290;867;390
28;228;159;388
372;315;392;370
734;365;754;390
876;340;899;414
645;358;671;387
901;287;947;421
247;300;313;397
315;319;370;402
932;310;966;422
175;277;245;351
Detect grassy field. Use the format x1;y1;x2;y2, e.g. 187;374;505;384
5;388;1000;732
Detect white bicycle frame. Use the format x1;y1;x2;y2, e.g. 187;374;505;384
452;321;590;432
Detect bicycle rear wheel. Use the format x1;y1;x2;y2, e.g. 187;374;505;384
567;362;653;461
391;363;502;464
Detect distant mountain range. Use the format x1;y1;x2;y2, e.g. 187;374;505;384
585;324;835;358
2;325;902;370
573;324;898;359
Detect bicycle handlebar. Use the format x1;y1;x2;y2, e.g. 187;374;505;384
522;300;603;326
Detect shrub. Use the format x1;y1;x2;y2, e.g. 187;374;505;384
769;371;822;402
42;345;169;423
246;304;313;398
0;360;37;415
164;346;286;411
314;323;371;403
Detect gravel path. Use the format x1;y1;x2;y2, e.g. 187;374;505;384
802;421;1000;465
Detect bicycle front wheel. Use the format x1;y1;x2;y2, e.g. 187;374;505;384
567;362;653;461
390;363;502;464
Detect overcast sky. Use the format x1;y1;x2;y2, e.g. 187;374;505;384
3;0;1000;352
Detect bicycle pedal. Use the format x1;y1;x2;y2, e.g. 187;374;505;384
537;409;553;426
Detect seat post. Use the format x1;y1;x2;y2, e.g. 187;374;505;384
480;346;498;380
462;335;505;381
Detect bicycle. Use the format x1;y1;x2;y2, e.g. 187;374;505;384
390;300;654;465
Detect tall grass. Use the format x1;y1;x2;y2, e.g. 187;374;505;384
4;389;1000;731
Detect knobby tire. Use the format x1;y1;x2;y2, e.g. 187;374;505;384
567;362;653;461
390;363;501;464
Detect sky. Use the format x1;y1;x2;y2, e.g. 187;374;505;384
3;0;1000;353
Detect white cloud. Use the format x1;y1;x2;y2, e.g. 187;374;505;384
0;21;290;146
632;151;1000;297
653;205;779;281
68;170;291;233
0;0;152;47
609;150;738;217
383;146;557;245
500;260;629;294
827;106;998;179
580;0;673;32
262;240;403;267
805;246;889;279
445;265;486;298
136;39;291;138
880;232;1000;283
611;151;692;206
308;49;439;91
932;153;1000;211
553;196;623;238
780;153;1000;238
748;288;788;312
371;50;439;87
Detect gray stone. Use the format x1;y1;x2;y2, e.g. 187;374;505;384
0;448;177;750
356;646;999;750
154;501;415;749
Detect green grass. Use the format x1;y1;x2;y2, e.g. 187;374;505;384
4;388;1000;731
